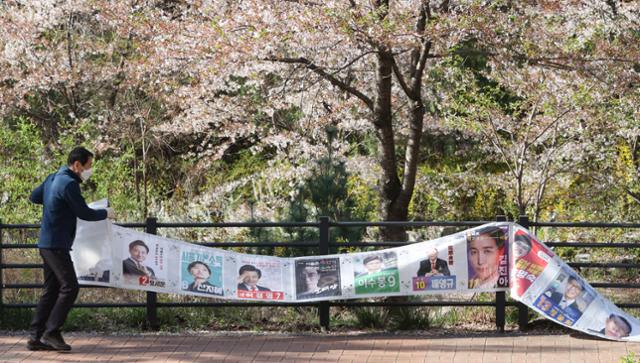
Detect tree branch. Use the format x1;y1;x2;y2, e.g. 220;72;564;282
528;108;573;147
391;58;412;98
412;40;431;91
266;56;374;110
392;2;431;101
484;117;518;180
327;50;376;73
281;0;323;6
413;2;431;83
624;187;640;205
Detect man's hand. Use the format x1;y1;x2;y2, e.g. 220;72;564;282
106;207;116;220
237;271;249;284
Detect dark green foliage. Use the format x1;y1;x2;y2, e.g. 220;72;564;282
387;305;430;330
351;306;389;329
450;40;522;115
286;154;371;245
0;117;55;223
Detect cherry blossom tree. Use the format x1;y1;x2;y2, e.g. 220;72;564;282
436;0;640;221
2;0;638;232
165;0;508;240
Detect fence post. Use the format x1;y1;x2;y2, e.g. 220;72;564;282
495;215;506;332
517;215;530;331
318;216;330;330
0;219;4;317
145;217;159;330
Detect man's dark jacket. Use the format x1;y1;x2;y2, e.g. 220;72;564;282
30;166;107;250
416;258;451;276
122;258;156;277
548;291;582;319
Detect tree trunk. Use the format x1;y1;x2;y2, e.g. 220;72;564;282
373;49;407;242
380;99;425;242
270;2;430;243
376;3;430;243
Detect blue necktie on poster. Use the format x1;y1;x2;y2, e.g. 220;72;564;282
71;200;638;341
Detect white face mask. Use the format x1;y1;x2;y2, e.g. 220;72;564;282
80;168;93;182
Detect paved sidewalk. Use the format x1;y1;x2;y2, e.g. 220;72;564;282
0;332;638;362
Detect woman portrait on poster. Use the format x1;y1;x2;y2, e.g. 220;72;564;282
467;226;506;289
186;260;222;295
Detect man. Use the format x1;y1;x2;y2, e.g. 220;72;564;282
28;147;115;351
298;264;320;295
357;255;384;276
296;261;341;299
237;264;270;291
548;276;584;319
417;247;450;277
600;314;632;339
122;240;155;278
513;234;532;259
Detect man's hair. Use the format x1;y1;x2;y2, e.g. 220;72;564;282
188;261;211;275
363;255;382;265
68;146;94;166
609;314;632;334
467;226;506;248
567;276;583;290
239;264;261;278
128;240;149;253
514;233;532;250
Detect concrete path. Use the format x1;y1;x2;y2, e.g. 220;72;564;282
0;332;638;362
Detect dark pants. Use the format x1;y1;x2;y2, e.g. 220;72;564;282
29;249;79;339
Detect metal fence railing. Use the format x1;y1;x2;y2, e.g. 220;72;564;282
1;215;638;332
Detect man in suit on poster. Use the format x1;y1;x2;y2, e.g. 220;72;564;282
356;255;385;277
122;240;155;278
548;276;584;319
417;247;450;277
237;264;271;291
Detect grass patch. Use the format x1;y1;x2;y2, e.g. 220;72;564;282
620;352;640;363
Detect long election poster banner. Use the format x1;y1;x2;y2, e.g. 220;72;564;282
71;201;640;341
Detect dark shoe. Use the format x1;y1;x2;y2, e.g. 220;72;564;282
26;338;55;351
41;333;71;351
